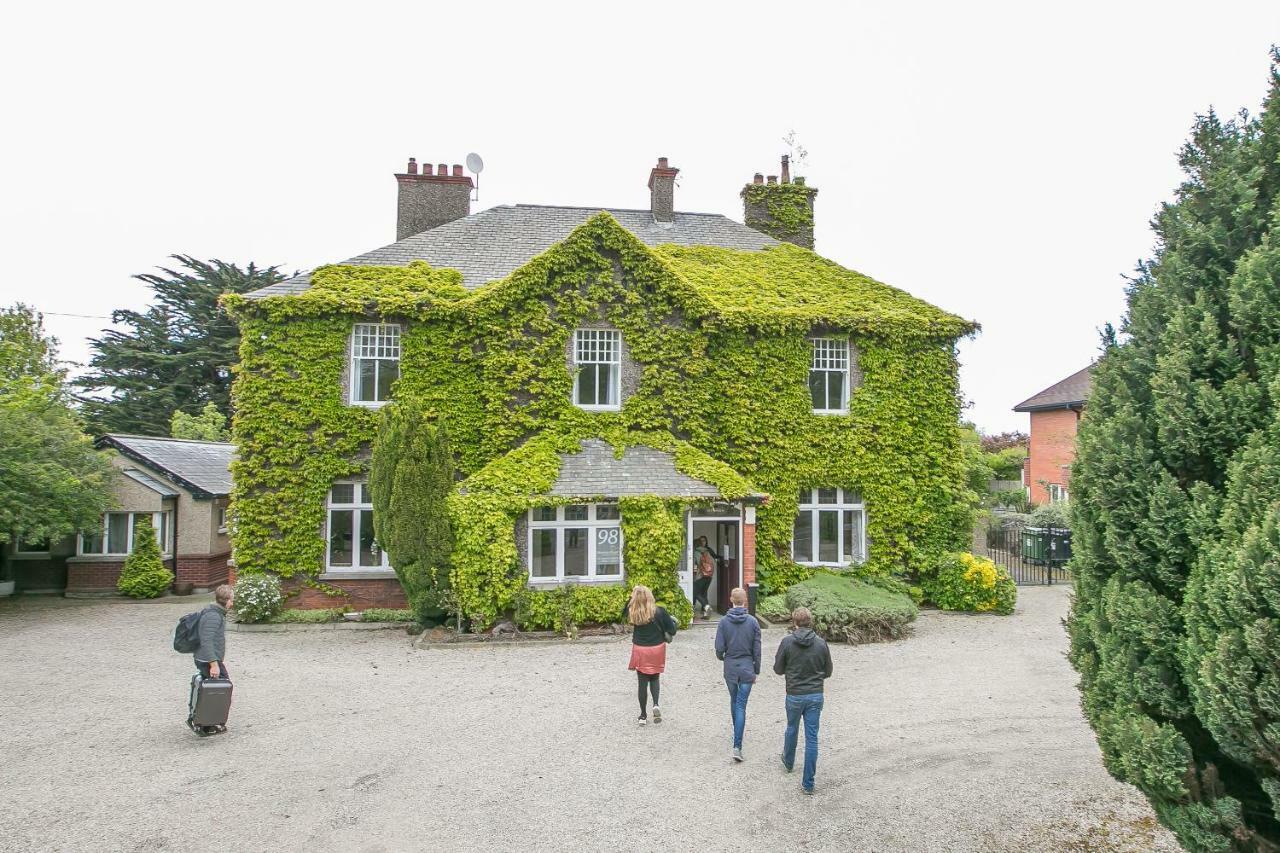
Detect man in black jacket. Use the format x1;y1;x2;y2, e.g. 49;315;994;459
773;606;833;794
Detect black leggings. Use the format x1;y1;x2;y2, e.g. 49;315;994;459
637;672;661;716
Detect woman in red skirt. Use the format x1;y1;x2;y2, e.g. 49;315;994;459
624;584;679;726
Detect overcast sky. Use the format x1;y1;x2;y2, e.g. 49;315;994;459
3;2;1277;433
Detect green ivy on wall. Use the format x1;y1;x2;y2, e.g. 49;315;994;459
741;182;815;244
223;213;976;629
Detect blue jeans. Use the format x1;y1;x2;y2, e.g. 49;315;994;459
783;693;824;791
725;677;753;748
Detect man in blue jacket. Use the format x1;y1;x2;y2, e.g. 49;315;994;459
714;587;762;763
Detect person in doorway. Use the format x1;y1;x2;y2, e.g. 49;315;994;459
773;606;833;794
714;587;761;762
192;584;234;735
624;584;677;726
692;535;719;618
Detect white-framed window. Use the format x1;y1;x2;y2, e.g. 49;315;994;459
1048;484;1069;504
350;323;401;406
572;329;621;411
792;488;866;566
217;505;229;534
528;503;623;582
326;481;389;571
14;536;50;554
809;338;849;414
79;512;171;556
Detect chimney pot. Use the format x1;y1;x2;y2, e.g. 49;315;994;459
452;164;463;177
423;163;433;176
657;157;668;168
780;154;790;184
753;173;764;185
766;175;778;185
437;163;448;176
407;157;418;175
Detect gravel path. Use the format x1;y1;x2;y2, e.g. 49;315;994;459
0;586;1180;852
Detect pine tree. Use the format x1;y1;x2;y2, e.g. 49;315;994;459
1069;50;1280;850
369;401;455;622
116;515;173;599
77;256;283;436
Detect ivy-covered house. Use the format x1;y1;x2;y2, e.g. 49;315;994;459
225;156;977;626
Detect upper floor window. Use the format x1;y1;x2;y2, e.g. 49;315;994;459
528;503;623;582
573;329;621;411
351;324;401;406
792;488;865;566
326;481;389;572
1048;484;1069;504
810;338;849;414
79;512;170;556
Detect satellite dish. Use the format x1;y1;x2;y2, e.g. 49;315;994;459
466;152;485;174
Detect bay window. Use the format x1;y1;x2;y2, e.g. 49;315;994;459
528;503;623;582
79;512;170;556
792;488;865;566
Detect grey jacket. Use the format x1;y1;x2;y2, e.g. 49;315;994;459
715;606;762;682
194;604;227;664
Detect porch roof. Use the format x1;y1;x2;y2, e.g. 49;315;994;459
550;439;724;500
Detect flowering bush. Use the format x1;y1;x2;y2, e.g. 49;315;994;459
924;552;1017;615
232;573;285;623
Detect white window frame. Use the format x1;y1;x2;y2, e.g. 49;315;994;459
571;329;622;412
325;480;390;572
349;323;401;408
792;488;866;567
77;512;171;557
217;505;229;534
810;337;850;415
527;503;624;583
1048;483;1069;504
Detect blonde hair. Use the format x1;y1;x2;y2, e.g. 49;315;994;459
628;584;656;625
730;587;747;606
215;584;234;606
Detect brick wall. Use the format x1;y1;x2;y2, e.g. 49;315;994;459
742;522;757;586
66;558;176;594
175;552;230;590
1027;408;1081;505
280;575;408;610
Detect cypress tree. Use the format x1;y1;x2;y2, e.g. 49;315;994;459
370;401;455;622
1069;50;1280;850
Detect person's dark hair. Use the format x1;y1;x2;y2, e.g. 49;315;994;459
214;584;234;606
792;606;813;628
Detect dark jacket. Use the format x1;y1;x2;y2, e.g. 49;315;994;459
715;606;761;682
623;604;677;647
194;604;227;664
772;627;833;695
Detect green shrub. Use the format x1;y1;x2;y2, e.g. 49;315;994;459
1029;502;1070;529
116;516;173;598
265;608;343;623
924;552;1017;615
232;573;285;623
758;593;791;622
783;572;917;644
359;608;414;622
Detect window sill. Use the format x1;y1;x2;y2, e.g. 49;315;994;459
573;405;622;413
349;401;390;410
526;577;626;589
68;554;175;562
10;552;53;560
794;561;865;569
811;409;849;416
320;570;398;580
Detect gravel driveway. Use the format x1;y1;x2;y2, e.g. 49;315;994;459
0;586;1179;852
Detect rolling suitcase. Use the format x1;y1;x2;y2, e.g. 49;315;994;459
188;673;233;731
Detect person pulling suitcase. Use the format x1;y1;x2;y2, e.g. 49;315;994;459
184;584;234;736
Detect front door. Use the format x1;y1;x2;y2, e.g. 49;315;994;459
686;509;743;615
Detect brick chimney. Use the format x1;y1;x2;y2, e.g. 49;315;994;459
648;157;679;224
394;157;474;240
741;155;818;249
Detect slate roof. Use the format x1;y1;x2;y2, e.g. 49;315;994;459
1013;365;1095;412
246;205;778;298
120;468;180;498
99;435;235;498
549;439;729;499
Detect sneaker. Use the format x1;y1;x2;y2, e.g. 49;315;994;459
652;706;662;724
703;604;711;617
780;755;793;773
802;786;815;796
637;715;648;726
733;747;744;763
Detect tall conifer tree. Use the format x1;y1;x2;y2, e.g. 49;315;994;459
1069;50;1280;850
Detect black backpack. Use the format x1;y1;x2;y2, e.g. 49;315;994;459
173;609;204;653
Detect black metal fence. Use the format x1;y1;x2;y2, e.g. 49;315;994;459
977;523;1073;585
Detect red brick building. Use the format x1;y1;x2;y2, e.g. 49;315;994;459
1013;366;1094;506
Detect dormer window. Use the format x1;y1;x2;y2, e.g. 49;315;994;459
573;329;621;411
810;337;849;414
351;323;401;406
